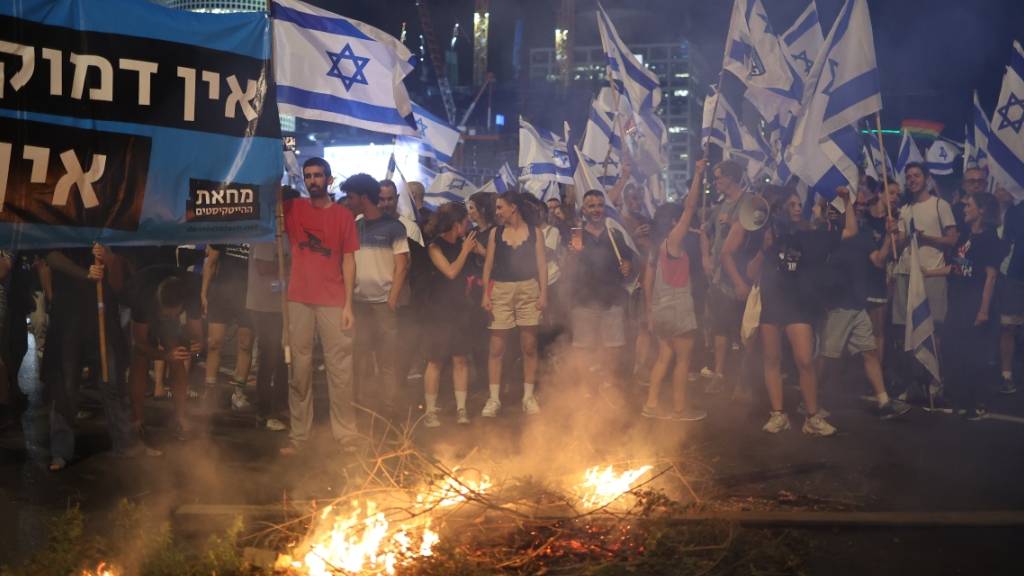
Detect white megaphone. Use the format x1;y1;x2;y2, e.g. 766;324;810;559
738;195;770;231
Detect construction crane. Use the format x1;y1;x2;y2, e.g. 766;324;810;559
415;0;458;125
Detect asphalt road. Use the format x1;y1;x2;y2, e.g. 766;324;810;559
2;340;1024;574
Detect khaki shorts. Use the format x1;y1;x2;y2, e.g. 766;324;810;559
489;279;541;329
821;308;876;359
892;274;947;325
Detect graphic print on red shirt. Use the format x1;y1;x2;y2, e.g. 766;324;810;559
284;198;360;307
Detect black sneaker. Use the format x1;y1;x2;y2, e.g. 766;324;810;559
878;399;911;420
999;379;1017;395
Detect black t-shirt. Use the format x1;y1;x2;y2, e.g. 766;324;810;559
826;228;875;310
1004;202;1024;280
428;237;471;317
762;227;840;314
210;244;249;284
948;229;1007;326
573;225;634;308
125;265;202;325
863;214;889;302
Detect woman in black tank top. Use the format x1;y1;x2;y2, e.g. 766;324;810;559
480;192;548;417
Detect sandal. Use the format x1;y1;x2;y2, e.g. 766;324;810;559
48;457;67;472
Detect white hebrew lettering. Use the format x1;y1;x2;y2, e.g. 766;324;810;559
22;145;49;183
41;48;62;96
69;53;113;102
0;41;35;97
225;75;258;121
202;70;219;100
177;66;197;122
54;150;105;209
119;59;158;106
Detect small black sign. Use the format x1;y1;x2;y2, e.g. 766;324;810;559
186;179;261;222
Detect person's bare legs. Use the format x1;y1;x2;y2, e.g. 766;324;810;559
761;324;784;412
645;339;673;410
1001;326;1016;384
232;326;254;384
424;359;442;416
205;322;227;386
452;356;469;415
714;334;729;376
785;323;818;415
862;348;887;399
169;360;190;432
520;326;539;400
488;331;507;394
670;335;696;413
153;360;167;398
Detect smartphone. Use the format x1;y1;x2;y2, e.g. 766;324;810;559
571;227;583;251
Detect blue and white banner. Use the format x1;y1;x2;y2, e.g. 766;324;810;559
519;117;573;184
925;138;961;176
399;101;460;164
582;88;623;187
782;1;824;80
987;41;1024;201
272;0;417;136
425;165;475;208
479;162;517;194
0;0;281;248
862;135;894;183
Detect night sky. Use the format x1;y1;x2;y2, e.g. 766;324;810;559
306;0;1024;146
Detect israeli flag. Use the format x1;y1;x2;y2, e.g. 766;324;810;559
522;179;560;202
479;162;518;194
987;41;1024;201
573;145;606;195
399;102;460;164
582;88;623;186
271;0;417;135
787;0;882;199
925;138;962;176
863;135;894;183
894;129;924;185
597;2;661;116
967;90;991;170
425;165;476;208
519;117;573;184
707;93;773;181
596;3;668;176
720;0;803;121
782;1;824;80
905;234;941;383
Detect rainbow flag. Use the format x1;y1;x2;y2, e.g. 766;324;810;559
901;119;944;142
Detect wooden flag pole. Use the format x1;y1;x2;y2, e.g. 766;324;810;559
874;112;898;260
275;186;291;367
95;248;109;384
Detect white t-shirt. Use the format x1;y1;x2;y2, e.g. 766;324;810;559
354;215;410;304
542;225;562;285
896;195;956;273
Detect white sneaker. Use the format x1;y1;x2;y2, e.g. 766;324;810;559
700;367;715;378
423;410;441;428
762;411;791;434
522;396;540;415
802;413;837;437
481;398;501;418
231;390;251;411
265;418;287;432
456;408;470;425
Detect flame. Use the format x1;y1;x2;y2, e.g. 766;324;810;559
278;470;489;575
416;468;492;509
81;562;119;576
576;465;653;509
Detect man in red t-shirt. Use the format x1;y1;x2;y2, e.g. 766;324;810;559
281;157;361;454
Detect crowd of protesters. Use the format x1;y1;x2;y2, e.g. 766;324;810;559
0;153;1021;470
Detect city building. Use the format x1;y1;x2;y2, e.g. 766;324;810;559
528;42;696;194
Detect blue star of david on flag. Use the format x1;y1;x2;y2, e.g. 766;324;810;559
416;118;428;139
449;178;467;191
996;92;1024;133
326;43;370;92
792;50;813;74
821;59;840;96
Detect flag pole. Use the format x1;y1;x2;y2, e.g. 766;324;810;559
269;0;291;369
94;243;109;384
874;112;898;260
